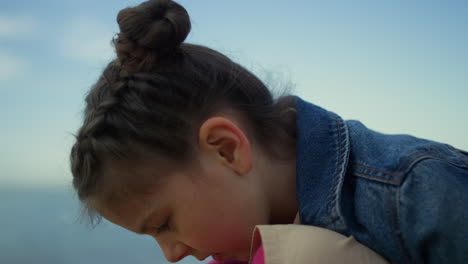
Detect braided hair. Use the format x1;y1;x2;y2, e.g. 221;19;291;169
70;0;296;224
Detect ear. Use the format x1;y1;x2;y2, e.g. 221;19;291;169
198;117;253;175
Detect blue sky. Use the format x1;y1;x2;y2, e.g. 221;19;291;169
1;0;467;187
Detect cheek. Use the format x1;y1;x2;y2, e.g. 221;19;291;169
181;197;264;253
175;172;269;253
184;211;252;252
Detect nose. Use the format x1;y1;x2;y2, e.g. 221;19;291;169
158;239;190;263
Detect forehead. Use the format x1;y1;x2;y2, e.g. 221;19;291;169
89;193;153;234
88;157;167;223
99;155;175;196
91;155;200;232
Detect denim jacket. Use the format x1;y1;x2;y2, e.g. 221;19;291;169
295;97;468;263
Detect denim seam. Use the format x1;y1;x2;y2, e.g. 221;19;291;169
352;151;462;185
327;116;349;229
354;164;404;177
353;172;400;185
393;150;429;172
354;145;467;179
327;116;342;224
352;150;428;178
410;155;468;170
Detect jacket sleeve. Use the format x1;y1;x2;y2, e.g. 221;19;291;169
397;154;468;263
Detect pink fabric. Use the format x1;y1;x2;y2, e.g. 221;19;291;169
252;245;265;264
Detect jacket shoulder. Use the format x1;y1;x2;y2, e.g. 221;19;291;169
346;120;465;185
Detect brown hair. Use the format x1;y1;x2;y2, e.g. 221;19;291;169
70;0;296;225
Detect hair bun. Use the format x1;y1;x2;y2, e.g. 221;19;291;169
114;0;191;72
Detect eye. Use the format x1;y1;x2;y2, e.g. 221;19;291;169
156;219;170;234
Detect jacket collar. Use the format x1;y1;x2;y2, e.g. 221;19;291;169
295;97;350;231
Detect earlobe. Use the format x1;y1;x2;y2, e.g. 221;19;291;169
199;117;253;175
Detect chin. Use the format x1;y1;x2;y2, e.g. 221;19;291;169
233;253;250;262
212;253;249;263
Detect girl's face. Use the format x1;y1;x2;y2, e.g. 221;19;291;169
92;151;269;263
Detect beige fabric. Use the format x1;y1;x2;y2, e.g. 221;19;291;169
249;217;389;264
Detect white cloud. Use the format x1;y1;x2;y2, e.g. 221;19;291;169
0;15;36;39
0;50;27;81
58;17;116;65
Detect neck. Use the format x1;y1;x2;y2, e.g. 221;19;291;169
258;152;298;225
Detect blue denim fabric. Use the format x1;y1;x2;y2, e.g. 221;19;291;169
295;97;468;264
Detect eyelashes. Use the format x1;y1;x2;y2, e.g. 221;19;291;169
156;218;171;234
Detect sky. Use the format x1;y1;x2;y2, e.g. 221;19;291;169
1;0;467;187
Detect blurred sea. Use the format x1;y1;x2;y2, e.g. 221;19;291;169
0;187;207;264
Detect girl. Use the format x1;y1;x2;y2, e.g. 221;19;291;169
70;0;468;263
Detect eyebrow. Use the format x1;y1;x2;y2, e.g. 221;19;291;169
137;212;153;235
137;209;164;235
